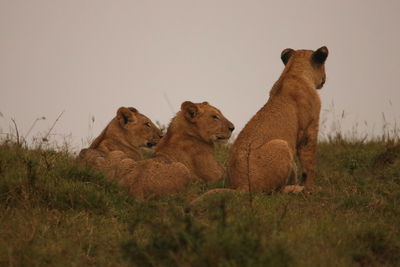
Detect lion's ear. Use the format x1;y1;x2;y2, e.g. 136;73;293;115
181;101;198;122
281;48;295;65
312;46;328;65
127;107;138;113
117;107;137;127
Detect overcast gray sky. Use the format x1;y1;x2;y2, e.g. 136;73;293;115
1;0;399;149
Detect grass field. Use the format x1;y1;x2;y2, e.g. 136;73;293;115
0;137;399;266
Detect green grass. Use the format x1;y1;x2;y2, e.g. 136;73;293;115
0;139;399;266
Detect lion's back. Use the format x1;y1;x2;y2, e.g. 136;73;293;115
119;158;192;200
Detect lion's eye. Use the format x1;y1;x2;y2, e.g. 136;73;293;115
145;122;151;127
211;115;219;120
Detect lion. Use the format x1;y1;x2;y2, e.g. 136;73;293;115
225;46;329;193
155;101;235;182
107;101;235;200
79;106;163;167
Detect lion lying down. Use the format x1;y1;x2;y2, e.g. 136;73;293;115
102;101;235;200
79;106;163;167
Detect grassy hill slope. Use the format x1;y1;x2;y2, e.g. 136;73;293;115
1;139;399;266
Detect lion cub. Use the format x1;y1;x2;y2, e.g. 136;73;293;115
227;46;329;193
114;101;235;200
79;106;162;166
155;101;235;182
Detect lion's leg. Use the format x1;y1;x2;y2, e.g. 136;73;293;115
281;185;304;194
297;127;318;190
193;153;224;182
226;149;252;191
250;139;295;192
287;160;298;185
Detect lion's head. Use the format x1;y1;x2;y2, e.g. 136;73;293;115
115;107;163;148
280;46;328;89
180;101;234;144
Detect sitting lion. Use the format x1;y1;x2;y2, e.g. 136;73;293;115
225;46;329;194
110;101;235;200
79;106;163;167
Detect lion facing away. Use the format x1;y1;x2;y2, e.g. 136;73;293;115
109;101;235;200
79;106;163;167
226;46;329;194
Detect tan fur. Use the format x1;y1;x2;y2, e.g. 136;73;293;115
94;150;192;200
79;106;162;166
155;101;235;182
227;46;329;193
101;101;235;200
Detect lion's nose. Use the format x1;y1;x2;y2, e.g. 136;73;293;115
228;123;235;132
